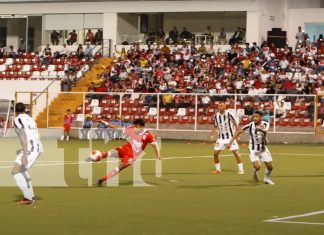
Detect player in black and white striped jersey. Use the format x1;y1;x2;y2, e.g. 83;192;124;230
210;100;244;175
12;102;43;205
228;110;274;185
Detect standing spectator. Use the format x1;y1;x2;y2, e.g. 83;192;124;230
50;30;61;45
85;29;95;44
17;38;26;53
67;30;78;45
60;109;74;141
168;26;179;44
95;29;103;45
295;26;305;49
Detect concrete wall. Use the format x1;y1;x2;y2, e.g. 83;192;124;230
117;13;139;43
288;8;324;47
163;12;246;33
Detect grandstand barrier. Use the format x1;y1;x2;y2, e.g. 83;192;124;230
14;91;323;132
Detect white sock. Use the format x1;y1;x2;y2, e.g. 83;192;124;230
265;168;272;180
66;136;69;141
60;135;64;140
23;172;35;198
13;173;34;200
215;163;221;171
237;162;244;172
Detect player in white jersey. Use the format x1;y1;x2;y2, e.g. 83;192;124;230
228;110;274;185
210;100;244;174
12;102;43;204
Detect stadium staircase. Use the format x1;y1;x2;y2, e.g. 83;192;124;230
36;57;112;128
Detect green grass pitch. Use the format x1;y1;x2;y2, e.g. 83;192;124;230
0;138;324;235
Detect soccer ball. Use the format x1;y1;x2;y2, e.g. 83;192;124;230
89;150;102;162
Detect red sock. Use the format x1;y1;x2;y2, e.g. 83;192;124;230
101;151;108;159
101;167;120;181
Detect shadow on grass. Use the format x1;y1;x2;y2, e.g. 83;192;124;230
177;180;260;189
274;174;324;178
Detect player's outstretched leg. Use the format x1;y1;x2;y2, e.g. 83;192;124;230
264;162;274;185
96;162;131;187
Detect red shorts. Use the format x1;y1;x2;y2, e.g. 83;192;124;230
116;146;135;165
64;124;71;132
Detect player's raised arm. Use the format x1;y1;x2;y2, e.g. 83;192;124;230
100;119;123;129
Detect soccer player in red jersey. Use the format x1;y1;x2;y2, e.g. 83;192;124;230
89;118;161;186
61;109;73;141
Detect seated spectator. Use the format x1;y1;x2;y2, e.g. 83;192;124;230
51;30;61;45
67;30;78;45
95;119;108;139
81;114;93;139
76;44;84;59
59;43;69;58
84;43;93;59
146;28;156;46
244;105;254;116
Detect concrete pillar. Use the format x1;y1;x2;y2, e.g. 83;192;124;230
246;11;260;45
103;12;118;46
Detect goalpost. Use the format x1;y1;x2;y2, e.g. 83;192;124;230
0;99;13;137
315;95;324;134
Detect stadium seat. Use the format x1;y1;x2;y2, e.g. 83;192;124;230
102;107;110;115
90;99;99;107
197;108;204;116
111;107;119;115
76;114;84;122
198;116;210;124
31;71;41;79
170;116;179;123
187;108;195;116
85;106;91;114
22;65;31;72
147;107;157;116
176;108;186;116
91;107;102;115
287;110;296;118
297;110;306;118
168;108;177;115
239;116;250;125
159;108;167;115
160;115;170;123
178;116;189;124
0;65;6;72
5;58;14;66
291;118;300;126
48;71;57;79
301;118;311;127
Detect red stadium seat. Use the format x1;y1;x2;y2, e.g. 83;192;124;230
290;118;300;126
159;108;167;115
160;115;170;123
187;108;195;116
198;116;210;124
197;108;204;116
287;110;296;118
239;116;250;125
170;116;179;123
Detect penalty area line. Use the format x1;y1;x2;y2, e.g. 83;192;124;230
264;210;324;226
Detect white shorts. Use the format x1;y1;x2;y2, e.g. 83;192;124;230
15;151;41;169
214;139;239;151
249;146;272;163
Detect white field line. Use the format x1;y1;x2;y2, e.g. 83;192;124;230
0;152;323;169
264;210;324;226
